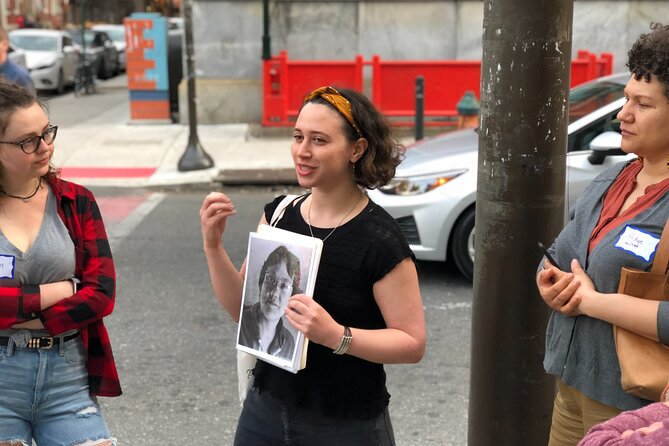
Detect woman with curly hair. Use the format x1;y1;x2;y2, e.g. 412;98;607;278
536;23;669;446
200;86;425;445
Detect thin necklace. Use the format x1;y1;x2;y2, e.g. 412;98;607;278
1;177;43;203
307;192;363;242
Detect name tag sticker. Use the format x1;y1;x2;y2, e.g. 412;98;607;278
0;255;15;279
614;226;660;261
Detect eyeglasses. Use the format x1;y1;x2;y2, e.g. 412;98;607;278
303;86;362;138
0;125;58;154
263;272;293;294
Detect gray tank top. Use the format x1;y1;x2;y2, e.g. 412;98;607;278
0;186;76;337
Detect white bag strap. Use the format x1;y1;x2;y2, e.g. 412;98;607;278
269;194;299;227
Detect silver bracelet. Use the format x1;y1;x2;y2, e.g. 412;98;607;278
333;326;352;355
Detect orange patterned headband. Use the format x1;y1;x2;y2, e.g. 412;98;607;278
303;86;362;137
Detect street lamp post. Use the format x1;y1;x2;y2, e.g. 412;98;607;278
177;0;213;172
262;0;271;60
79;0;86;54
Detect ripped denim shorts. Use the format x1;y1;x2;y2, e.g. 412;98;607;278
0;331;115;446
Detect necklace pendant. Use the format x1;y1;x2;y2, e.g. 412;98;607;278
22;197;30;203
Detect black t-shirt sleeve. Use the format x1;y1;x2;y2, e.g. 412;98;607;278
363;205;415;284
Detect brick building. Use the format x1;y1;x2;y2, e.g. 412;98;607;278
0;0;177;30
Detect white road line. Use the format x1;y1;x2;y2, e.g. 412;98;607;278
108;192;166;251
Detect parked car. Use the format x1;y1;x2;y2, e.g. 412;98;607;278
368;72;633;280
67;29;119;79
168;17;184;30
7;43;27;69
92;24;126;71
9;29;79;93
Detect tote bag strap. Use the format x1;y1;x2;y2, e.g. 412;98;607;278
269;194;299;227
651;218;669;274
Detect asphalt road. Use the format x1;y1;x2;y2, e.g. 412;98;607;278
92;184;474;445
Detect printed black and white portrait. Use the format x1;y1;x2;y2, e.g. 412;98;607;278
238;238;315;362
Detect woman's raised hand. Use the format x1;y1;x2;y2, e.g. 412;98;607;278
200;192;237;250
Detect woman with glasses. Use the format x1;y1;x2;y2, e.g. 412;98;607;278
238;245;300;359
201;85;426;445
0;79;119;446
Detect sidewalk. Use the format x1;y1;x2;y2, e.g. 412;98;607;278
51;75;297;188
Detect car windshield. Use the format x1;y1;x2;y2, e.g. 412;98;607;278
568;81;625;124
10;35;58;52
101;28;125;42
69;31;95;46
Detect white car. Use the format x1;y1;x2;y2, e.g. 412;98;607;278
7;43;27;69
9;29;79;94
368;73;634;280
92;24;126;71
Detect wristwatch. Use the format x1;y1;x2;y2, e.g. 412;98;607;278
69;277;81;294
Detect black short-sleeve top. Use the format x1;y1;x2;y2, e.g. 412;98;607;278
253;194;414;419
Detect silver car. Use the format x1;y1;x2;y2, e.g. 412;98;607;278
368;73;633;280
9;29;79;93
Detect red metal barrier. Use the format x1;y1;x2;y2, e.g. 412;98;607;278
262;50;364;126
372;55;480;126
572;50;614;87
262;50;613;127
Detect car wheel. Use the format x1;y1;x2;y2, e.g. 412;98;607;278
449;206;475;281
55;70;64;94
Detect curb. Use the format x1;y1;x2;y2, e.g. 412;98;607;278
215;168;298;185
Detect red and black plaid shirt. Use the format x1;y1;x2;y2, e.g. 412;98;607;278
0;177;121;397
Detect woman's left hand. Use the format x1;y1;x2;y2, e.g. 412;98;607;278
285;294;341;349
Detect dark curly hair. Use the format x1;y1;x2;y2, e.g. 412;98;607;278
258;245;302;295
627;22;669;100
0;79;58;182
302;88;404;189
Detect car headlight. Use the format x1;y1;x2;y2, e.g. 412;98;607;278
379;169;467;195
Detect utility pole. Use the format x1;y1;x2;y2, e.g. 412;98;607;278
468;1;574;444
262;0;271;60
177;0;214;172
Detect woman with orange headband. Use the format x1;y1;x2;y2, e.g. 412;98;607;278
200;85;426;445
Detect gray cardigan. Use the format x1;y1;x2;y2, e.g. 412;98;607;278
544;160;669;410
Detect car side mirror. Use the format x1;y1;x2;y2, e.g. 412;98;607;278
63;45;76;54
588;131;625;165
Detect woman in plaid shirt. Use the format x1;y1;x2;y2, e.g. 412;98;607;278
0;80;119;446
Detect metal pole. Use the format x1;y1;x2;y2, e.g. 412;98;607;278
415;76;424;141
262;0;271;60
0;0;7;30
80;0;86;54
177;0;214;172
468;0;574;444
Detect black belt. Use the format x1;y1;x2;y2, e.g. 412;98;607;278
0;333;79;350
